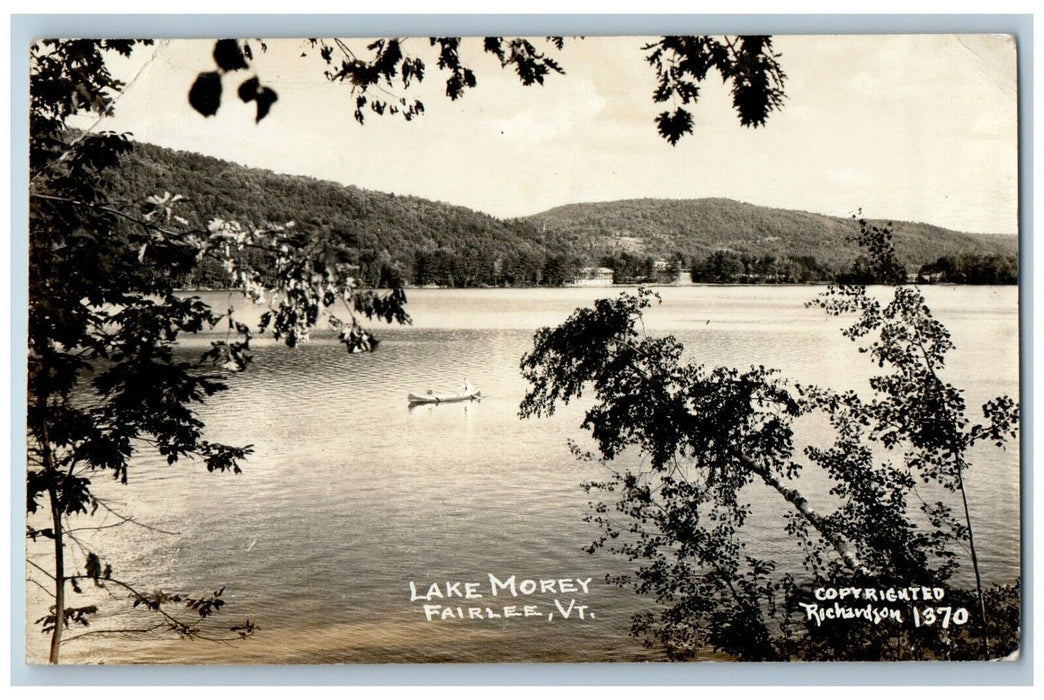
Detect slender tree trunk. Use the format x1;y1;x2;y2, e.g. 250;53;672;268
40;415;65;665
47;483;64;664
954;462;990;657
912;335;992;657
737;453;870;576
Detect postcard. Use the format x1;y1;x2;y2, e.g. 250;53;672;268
24;32;1020;665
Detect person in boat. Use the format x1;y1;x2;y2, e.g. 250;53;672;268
462;379;472;395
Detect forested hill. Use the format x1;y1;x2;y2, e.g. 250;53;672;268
106;140;1018;286
108;141;581;286
526;198;1018;270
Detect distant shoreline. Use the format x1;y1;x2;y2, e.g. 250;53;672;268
177;281;1019;294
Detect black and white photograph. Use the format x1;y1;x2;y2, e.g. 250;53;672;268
22;30;1021;666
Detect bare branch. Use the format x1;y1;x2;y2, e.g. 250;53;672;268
63;624;166;643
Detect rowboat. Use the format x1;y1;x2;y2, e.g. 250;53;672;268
408;390;483;405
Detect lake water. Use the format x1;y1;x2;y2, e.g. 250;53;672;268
26;285;1020;664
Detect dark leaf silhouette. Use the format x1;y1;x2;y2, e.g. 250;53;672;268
254;87;278;122
644;35;786;143
237;76;260;103
188;72;222;117
85;552;102;584
655;108;694;146
213;39;249;72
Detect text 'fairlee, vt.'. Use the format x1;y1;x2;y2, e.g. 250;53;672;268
408;573;596;622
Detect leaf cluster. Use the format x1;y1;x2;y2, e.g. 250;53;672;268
189;40;278;123
306;36;566;126
644;36;786;145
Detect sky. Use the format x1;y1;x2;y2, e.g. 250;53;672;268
74;34;1019;235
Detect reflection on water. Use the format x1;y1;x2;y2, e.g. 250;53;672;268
26;286;1019;664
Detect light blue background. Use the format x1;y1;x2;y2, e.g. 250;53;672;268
9;13;1034;686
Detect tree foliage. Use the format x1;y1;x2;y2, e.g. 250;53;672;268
644;36;787;144
188;39;278;122
833;219;909;285
190;36;787;145
306;36;565;124
918;253;1019;285
690;250;833;284
519;223;1019;660
28;39;408;663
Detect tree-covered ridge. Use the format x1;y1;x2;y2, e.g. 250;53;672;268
105;140;1018;287
105;140;578;287
528;198;1018;270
